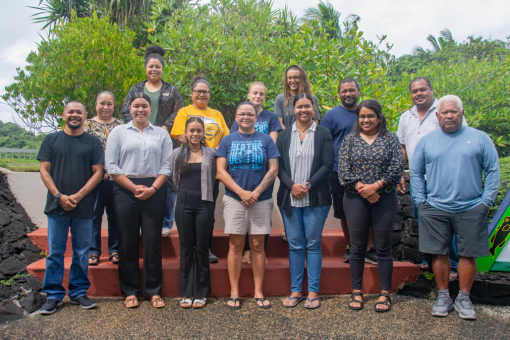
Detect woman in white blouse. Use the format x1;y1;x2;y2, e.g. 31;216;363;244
105;92;173;309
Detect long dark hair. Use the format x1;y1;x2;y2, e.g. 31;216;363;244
174;116;206;179
353;99;388;135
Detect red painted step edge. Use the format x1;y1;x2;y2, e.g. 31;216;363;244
28;229;348;259
27;257;419;297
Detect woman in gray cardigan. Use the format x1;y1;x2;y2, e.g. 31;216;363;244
169;117;216;309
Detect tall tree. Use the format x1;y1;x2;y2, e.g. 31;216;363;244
301;1;359;40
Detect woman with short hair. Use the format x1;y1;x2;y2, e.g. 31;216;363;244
85;91;123;266
106;92;173;309
170;116;216;309
171;75;230;263
277;93;334;309
216;101;280;310
230;82;282;264
338;99;404;313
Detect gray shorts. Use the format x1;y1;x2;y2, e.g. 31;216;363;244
418;202;489;258
222;195;273;235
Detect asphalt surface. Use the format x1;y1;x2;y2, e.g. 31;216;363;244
1;295;509;339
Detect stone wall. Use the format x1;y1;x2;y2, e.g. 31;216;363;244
393;171;422;263
0;172;44;322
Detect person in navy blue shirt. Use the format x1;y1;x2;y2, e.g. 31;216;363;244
321;78;378;266
217;101;280;310
231;82;282;264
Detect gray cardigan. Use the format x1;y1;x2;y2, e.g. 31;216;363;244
169;146;217;202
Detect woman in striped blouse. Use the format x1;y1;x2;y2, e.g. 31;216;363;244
276;93;334;309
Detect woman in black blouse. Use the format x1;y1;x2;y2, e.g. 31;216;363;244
338;99;403;313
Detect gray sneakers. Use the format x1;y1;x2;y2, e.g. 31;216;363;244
454;295;477;320
431;293;453;317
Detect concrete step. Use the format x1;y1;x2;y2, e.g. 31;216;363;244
27;257;419;297
28;229;348;259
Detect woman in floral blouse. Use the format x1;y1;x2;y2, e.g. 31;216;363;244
338;99;403;313
84;91;123;266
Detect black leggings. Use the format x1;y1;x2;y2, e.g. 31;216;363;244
114;178;167;297
175;189;214;298
343;190;397;291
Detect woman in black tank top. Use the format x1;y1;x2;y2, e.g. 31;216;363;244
169;117;217;309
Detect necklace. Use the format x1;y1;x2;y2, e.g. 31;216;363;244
189;146;202;153
297;122;313;132
361;131;378;136
238;131;254;144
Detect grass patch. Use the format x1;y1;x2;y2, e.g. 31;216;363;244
0;157;39;172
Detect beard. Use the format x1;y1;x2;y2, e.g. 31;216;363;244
341;97;358;109
67;119;81;129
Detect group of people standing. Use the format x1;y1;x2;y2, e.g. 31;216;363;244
37;45;500;321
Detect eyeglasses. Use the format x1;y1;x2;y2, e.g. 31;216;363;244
287;76;300;81
359;115;377;120
237;113;256;118
192;90;210;95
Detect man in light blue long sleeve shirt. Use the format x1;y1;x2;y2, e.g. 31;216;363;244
411;95;500;320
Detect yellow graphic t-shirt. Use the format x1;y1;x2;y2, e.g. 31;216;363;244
171;105;230;149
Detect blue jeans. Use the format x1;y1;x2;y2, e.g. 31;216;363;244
90;180;118;256
410;185;458;272
43;214;93;300
280;205;330;293
163;180;176;230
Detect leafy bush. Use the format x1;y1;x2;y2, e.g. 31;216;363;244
2;12;144;132
148;0;408;126
491;157;510;218
392;55;510;157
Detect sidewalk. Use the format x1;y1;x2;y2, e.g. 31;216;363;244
2;296;509;339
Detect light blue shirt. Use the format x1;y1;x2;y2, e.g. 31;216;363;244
105;121;173;178
410;126;500;213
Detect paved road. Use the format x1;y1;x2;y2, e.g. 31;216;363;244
1;296;509;339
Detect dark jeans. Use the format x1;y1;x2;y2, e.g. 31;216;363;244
175;189;214;298
344;190;398;291
113;178;167;297
89;180;118;256
43;214;93;300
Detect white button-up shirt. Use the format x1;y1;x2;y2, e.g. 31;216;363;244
397;98;467;167
105;121;173;178
289;121;316;207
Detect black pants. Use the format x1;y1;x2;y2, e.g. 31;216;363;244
175;189;214;298
343;190;397;291
113;178;167;297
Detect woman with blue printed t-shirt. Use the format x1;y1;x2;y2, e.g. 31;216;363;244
217;101;280;310
230;82;282;265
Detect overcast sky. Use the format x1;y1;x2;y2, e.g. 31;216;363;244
1;0;509;126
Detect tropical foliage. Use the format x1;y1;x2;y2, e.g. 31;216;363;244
0;121;45;149
148;0;401;126
2;12;144;133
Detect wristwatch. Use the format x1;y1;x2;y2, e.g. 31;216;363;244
305;182;311;189
54;192;62;202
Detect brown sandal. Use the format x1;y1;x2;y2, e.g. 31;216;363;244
150;296;166;308
124;296;138;308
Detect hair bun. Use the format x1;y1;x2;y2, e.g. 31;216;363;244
145;45;166;58
191;74;207;86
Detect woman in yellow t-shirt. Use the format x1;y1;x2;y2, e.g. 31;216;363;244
171;75;229;149
171;75;229;264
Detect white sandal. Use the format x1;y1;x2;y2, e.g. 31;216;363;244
192;298;207;309
180;297;193;309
